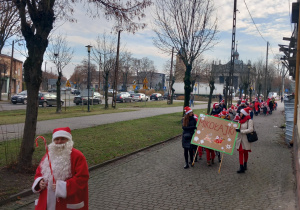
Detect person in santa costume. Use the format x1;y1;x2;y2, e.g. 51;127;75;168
235;107;254;173
32;127;89;210
182;107;197;169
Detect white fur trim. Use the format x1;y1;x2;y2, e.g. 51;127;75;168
67;201;85;209
32;177;43;193
186;110;192;114
52;130;72;142
35;199;38;206
47;179;56;210
241;109;249;116
56;180;67;198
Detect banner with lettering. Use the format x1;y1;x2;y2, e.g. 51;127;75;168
191;114;240;155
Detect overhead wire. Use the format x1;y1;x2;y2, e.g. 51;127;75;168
243;0;277;57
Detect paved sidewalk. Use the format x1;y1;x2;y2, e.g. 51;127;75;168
1;102;296;210
0;104;207;141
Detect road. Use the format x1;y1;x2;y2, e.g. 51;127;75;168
0;101;296;210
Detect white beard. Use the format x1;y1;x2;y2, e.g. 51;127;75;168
40;140;73;183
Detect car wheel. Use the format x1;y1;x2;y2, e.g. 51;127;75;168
42;102;47;107
76;103;79;105
23;99;27;105
12;102;17;104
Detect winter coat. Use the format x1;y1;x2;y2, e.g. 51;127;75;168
210;106;222;116
235;119;254;151
182;116;197;149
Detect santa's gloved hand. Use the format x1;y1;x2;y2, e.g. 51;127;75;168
236;129;240;132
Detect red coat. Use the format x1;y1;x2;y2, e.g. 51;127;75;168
32;148;89;210
254;101;260;111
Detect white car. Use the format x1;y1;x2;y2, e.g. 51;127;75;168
120;92;130;98
133;93;149;102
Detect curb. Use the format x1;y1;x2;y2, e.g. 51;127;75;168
0;134;181;207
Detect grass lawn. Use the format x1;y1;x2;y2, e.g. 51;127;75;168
0;109;206;168
0;101;186;125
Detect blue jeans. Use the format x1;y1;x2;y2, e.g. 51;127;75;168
190;100;194;107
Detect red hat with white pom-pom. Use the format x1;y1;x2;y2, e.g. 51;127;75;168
52;127;72;142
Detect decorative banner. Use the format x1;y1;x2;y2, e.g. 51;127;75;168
191;114;240;155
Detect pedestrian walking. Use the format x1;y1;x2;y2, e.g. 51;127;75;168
235;108;253;173
32;127;89;210
281;96;283;103
190;93;195;107
182;107;197;169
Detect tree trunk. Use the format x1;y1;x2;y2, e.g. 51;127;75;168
15;0;55;170
56;72;62;113
207;80;215;114
104;72;109;109
184;64;192;108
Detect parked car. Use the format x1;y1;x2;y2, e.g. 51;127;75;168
11;90;28;104
150;93;163;100
133;93;149;102
39;93;64;107
73;94;102;105
73;89;81;95
116;93;132;103
120;92;130;98
108;89;115;94
130;93;135;98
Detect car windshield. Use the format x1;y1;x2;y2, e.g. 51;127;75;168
134;94;140;96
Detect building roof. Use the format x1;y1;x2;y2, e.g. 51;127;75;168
0;54;24;64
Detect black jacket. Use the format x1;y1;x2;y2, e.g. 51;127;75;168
210;106;222;116
182;116;197;149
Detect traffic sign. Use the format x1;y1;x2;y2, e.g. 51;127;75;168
163;86;166;90
66;80;71;87
133;85;136;90
143;78;148;84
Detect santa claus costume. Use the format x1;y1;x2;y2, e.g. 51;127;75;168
32;127;89;210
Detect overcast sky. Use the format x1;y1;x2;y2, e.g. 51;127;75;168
2;0;292;79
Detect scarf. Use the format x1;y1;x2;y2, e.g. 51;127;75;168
238;115;251;124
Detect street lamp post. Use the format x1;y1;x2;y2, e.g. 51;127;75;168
86;45;92;112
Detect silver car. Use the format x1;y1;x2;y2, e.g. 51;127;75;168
133;93;148;102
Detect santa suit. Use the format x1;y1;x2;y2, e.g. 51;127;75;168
32;148;89;210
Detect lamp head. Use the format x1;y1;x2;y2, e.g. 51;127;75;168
85;45;92;53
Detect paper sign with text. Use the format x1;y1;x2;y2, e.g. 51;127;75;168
191;114;240;155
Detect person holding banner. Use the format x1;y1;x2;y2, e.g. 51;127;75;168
32;127;89;210
182;107;197;169
235;108;254;173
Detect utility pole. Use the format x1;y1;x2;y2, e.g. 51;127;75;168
228;0;237;107
112;30;121;108
8;40;14;100
265;41;269;101
98;56;101;93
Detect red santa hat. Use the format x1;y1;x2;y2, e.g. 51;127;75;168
184;106;193;114
52;127;72;142
220;110;227;116
213;103;219;109
233;113;240;122
241;107;251;116
220;99;225;103
241;100;246;105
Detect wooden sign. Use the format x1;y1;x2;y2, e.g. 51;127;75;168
191;114;240;155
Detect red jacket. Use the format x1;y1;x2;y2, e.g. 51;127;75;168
32;148;89;210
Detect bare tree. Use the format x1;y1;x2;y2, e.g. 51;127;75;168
92;33;117;109
47;34;74;113
10;0;151;170
203;61;216;114
153;0;218;107
0;1;20;54
119;51;134;91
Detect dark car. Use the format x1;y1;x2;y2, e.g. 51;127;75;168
116;93;132;103
73;90;81;95
73;95;102;105
150;93;163;101
11;90;28;104
39;93;64;107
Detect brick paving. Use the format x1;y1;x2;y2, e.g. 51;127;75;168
0;102;296;210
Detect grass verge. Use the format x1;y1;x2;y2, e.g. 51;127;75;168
0;101;186;125
0;109;206;168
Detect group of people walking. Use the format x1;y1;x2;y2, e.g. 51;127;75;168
181;96;266;174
